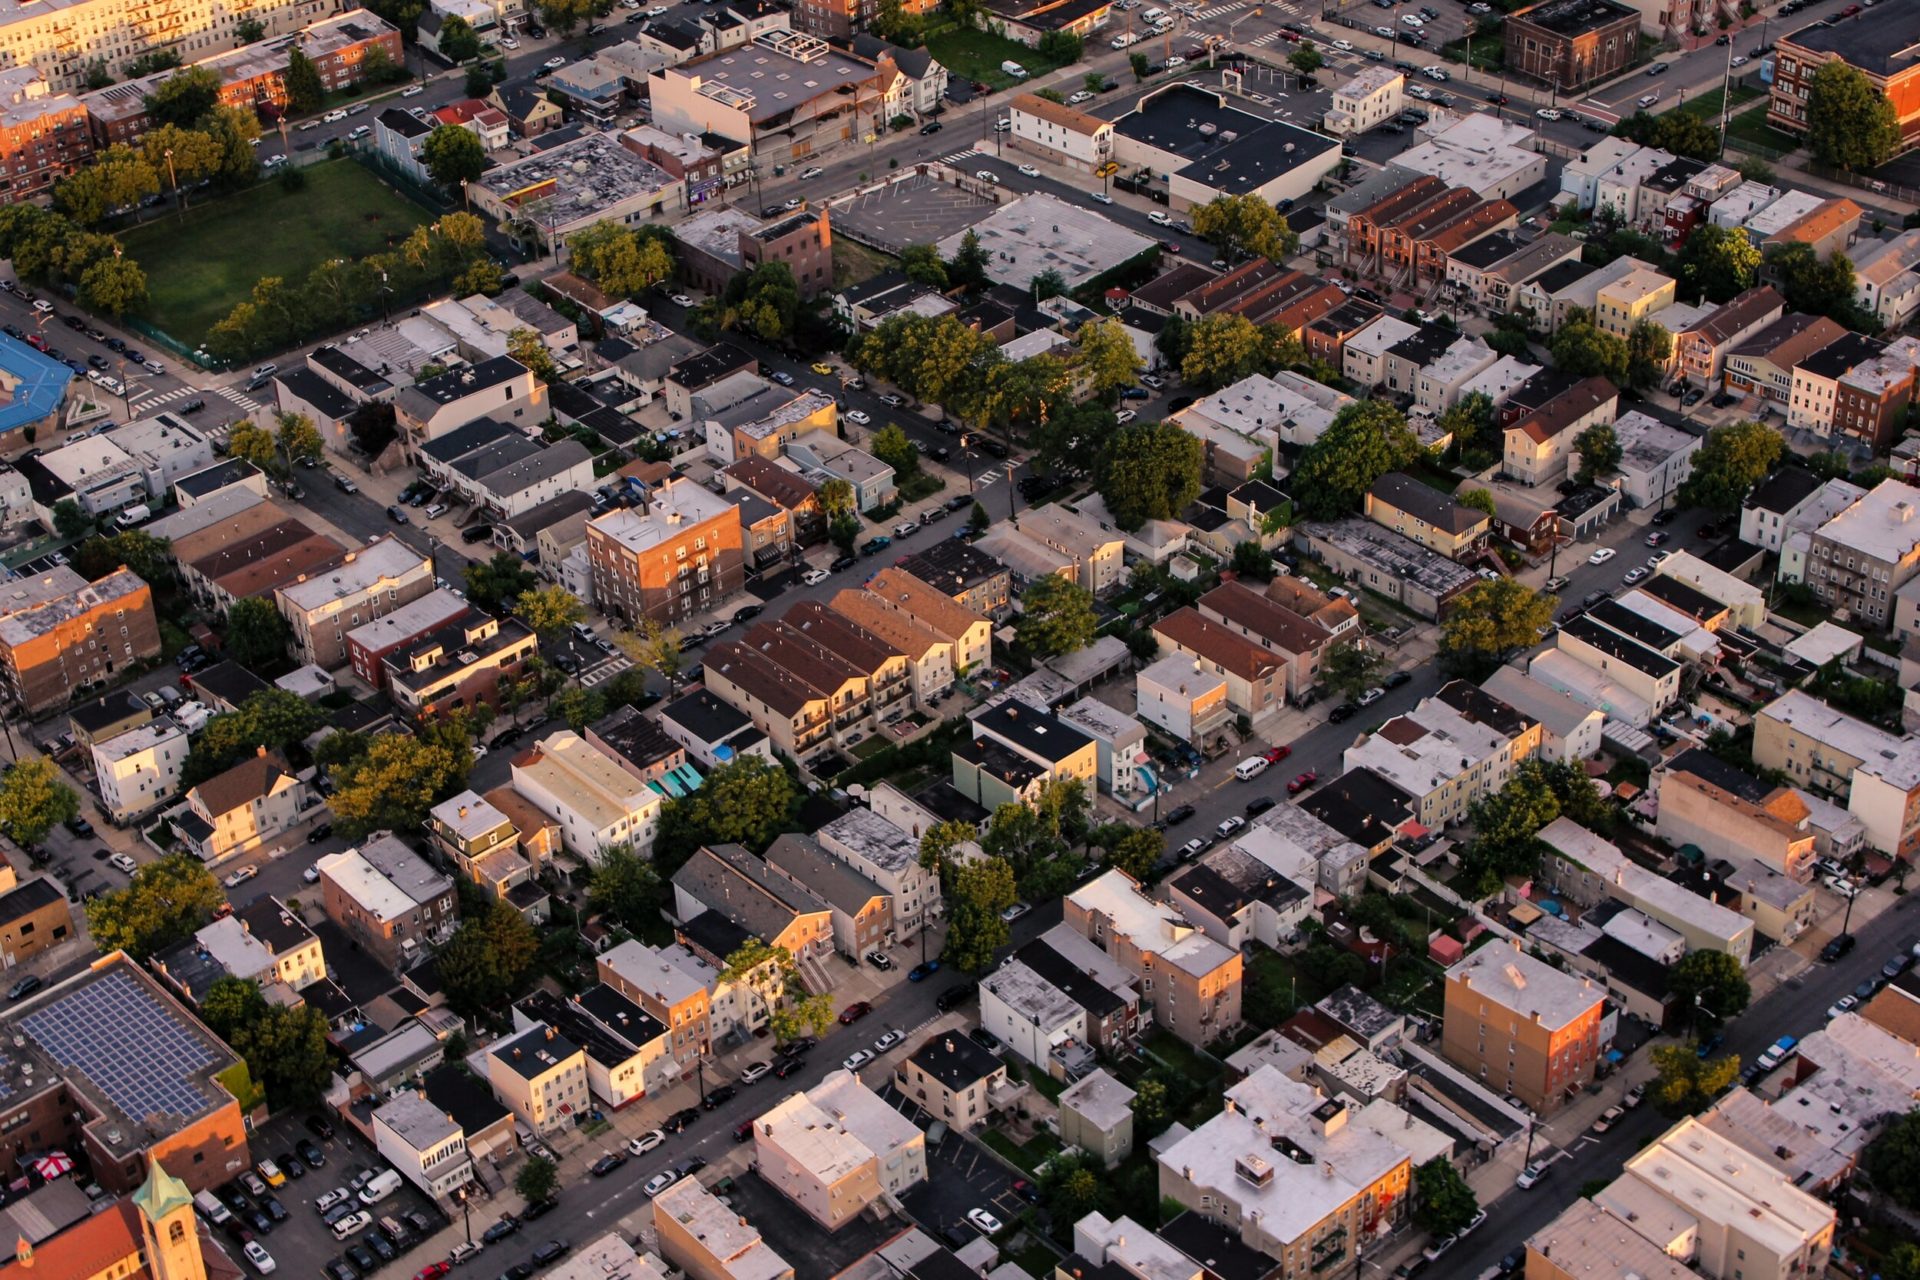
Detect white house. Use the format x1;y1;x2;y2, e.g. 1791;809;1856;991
91;717;189;822
510;730;663;859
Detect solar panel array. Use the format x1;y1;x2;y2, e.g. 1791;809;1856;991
20;970;217;1121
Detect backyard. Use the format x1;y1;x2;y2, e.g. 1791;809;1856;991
924;27;1067;89
120;160;435;348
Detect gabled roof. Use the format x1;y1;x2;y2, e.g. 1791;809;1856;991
191;749;295;818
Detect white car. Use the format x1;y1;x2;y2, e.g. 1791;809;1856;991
1115;409;1137;423
330;1211;371;1241
315;1188;352;1214
1824;874;1859;899
802;567;830;586
109;853;137;874
967;1209;1004;1235
1356;686;1386;707
1536;107;1561;120
642;1171;679;1198
739;1061;773;1084
1068;90;1094;103
627;1129;666;1156
1622;566;1648;585
1400;12;1423;23
500;35;519;47
671;293;694;306
1407;84;1434;100
843;1048;876;1071
873;1029;905;1052
401;84;424;97
1827;994;1859;1020
1732;54;1748;66
223;865;258;888
798;166;825;180
845;409;871;425
1332;38;1353;49
975;169;1000;184
1588;547;1617;565
244;1241;276;1274
999;901;1031;923
1165;55;1186;67
1148;209;1173;225
544;55;567;68
1017;164;1040;177
1423;66;1449;80
1216;815;1245;839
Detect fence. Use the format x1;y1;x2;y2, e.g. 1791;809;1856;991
1806;162;1920;209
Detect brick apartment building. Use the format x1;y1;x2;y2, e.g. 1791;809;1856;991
0;567;161;716
1504;0;1640;88
585;478;746;627
0;68;90;204
1768;6;1920;153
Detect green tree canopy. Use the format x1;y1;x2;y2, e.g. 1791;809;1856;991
1573;422;1621;483
144;67;220;129
1865;1111;1920;1211
1439;578;1556;678
1671;949;1752;1025
1016;573;1098;657
1099;420;1203;530
1548;308;1630;383
437;14;482;60
86;853;225;959
1321;640;1386;700
716;261;801;343
438;900;541;1016
283;49;326;114
1649;1042;1741;1115
1673;224;1761;304
183;690;326;787
1412;1158;1479;1236
423;124;488;190
870;423;920;477
465;551;539;613
944;855;1016;973
654;755;797;875
1678;420;1784;514
1190;193;1298;263
225;596;290;669
1071;316;1144;400
515;584;587;640
328;733;470;837
200;978;333;1108
515;1156;559;1205
1625;320;1672;390
567;220;677;298
1767;241;1869;326
0;758;78;847
1291;402;1420;520
899;243;948;288
1805;59;1900;171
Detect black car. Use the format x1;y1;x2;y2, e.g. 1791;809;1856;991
295;1138;325;1167
935;985;971;1013
733;604;763;624
1383;670;1412;689
1821;933;1857;962
278;1154;304;1179
521;1198;560;1222
461;523;495;543
1328;703;1360;724
86;354;108;370
245;1209;272;1235
64;815;94;837
524;20;546;35
782;1037;816;1056
773;1055;807;1078
325;1261;357;1280
105;337;126;353
218;1185;252;1215
830;554;858;573
403;1210;436;1236
499;1265;536;1280
702;1084;738;1110
306;1114;336;1140
482;1217;522;1245
663;1107;701;1133
1651;508;1679;526
6;974;42;1001
323;1202;359;1228
919;120;943;134
1246;795;1276;817
307;823;333;844
346;1244;376;1272
676;1157;707;1178
363;1233;395;1264
1164;803;1196;825
261;1196;288;1222
532;1242;570;1267
589;1152;628;1177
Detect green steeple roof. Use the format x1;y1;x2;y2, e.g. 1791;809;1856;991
133;1159;193;1224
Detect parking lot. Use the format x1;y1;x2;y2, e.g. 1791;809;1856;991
831;175;999;256
213;1110;450;1280
874;1079;1033;1244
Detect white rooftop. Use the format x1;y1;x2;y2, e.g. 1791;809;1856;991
651;1178;792;1280
600;940;718;1006
1446;935;1605;1033
590;478;737;553
1060;1068;1136;1130
277;536;426;611
1761;689;1920;789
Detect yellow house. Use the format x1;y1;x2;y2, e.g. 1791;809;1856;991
1593;266;1677;338
1364;472;1490;561
487;1024;589;1138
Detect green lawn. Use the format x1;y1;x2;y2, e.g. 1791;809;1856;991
925;27;1065;89
1673;81;1761;121
1724;101;1795;156
121;160;434;348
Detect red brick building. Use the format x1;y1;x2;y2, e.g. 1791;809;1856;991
0;568;161;716
1769;8;1920;152
0;69;91;204
1504;0;1640;89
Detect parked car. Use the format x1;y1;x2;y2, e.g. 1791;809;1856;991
1589;1106;1624;1135
1515;1160;1552;1189
589;1152;627;1177
843;1049;876;1071
967;1209;1004;1235
1288;770;1319;794
838;1001;873;1024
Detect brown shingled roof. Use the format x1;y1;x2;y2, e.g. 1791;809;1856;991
1153;606;1284;682
192;748;294;818
1510;375;1618;444
1765;197;1862;248
1011;92;1109;135
866;566;988;644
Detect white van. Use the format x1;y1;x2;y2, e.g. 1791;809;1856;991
1142;6;1166;20
1111;31;1138;46
115;504;150;528
1233;757;1270;782
357;1170;402;1205
1000;59;1029;78
193;1190;231;1225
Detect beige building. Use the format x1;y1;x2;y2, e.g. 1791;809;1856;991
1753;689;1920;860
274;536;434;671
1526;1199;1695;1280
859;568;991;675
1324;65;1404;135
0;0;336;93
510;729;664;859
1592;265;1677;338
1064;869;1243;1047
1540;817;1754;961
1594;1117;1836;1280
893;1033;1019;1131
487;1023;590;1139
1442;938;1606;1112
91;716;189;822
1655;765;1818;882
1009;505;1125;597
653;1177;794;1280
1008;92;1115;170
1058;1068;1136;1168
175;748;310;863
1342;684;1542;829
1365;472;1490;560
751;1071;926;1229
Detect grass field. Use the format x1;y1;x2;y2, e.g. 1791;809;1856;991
925;27;1064;89
120;160;434;347
1723;101;1794;156
1673;81;1761;122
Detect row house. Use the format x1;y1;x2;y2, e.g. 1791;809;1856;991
1834;339;1920;454
1170;259;1345;336
1342;681;1542;828
1787;332;1891;435
1304;297;1385;368
1724;313;1849;408
1755;688;1920;860
1592;263;1677;339
1064;869;1243;1048
1193;579;1347;704
1501;372;1620;486
1407;196;1520;284
1442;229;1582;311
703;606;908;759
1659;162;1744;246
1671;286;1785;385
1854;230;1920;331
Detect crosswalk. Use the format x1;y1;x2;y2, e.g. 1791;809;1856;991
130;382;263;417
940;147;980;166
1192;0;1247;18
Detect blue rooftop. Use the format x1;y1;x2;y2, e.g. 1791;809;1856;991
0;335;73;436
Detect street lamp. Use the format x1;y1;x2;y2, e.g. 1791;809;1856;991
163;147;180;221
455;1185;473;1245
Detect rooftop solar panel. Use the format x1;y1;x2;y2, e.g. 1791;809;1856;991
21;970;217;1121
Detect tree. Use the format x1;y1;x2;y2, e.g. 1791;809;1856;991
1099;420;1203;530
465;552;538;613
617;618;684;689
329;734;470;837
359;42;399;84
1017;573;1097;657
1103;827;1164;881
1288;45;1323;76
1180;312;1266;390
1291;402;1420;520
86;853;226;960
552;685;608;733
1679;420;1784;514
1438;391;1497;455
283;50;326;114
225;596;290;669
1549;308;1629;383
944;856;1016;972
917;819;979;884
515;585;587;645
1866;1112;1920;1211
53;145;159;227
1671;950;1751;1025
423;124;487;191
1321;640;1385;700
1132;1076;1171;1137
437;14;483;61
276;410;324;468
79;255;148;318
1190;193;1298;263
1573;422;1621;484
144;67;220;129
1230;539;1273;581
537;0;613;36
515;1156;559;1206
1072;316;1143;401
1673;224;1761;304
1768;241;1863;320
504;326;557;383
77;529;173;584
870;423;920;477
1805;59;1900;171
770;990;838;1043
970;501;990;533
1031;268;1068;301
1649;1042;1741;1115
1130;51;1151;80
183;690;326;787
1412;1158;1479;1237
1457;488;1496;517
1625;320;1672;391
567;221;676;298
0;758;78;847
948;229;991;292
438;900;541;1016
1440;578;1556;677
899;243;948;288
718;262;800;343
589;843;665;934
654;755;796;873
200;978;332;1108
51;498;90;540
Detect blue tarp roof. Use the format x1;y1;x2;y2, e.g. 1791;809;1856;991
0;334;72;435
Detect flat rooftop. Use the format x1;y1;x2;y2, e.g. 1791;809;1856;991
1510;0;1639;35
478;129;677;212
668;30;879;125
1780;6;1920;78
1113;85;1340;198
935;192;1155;291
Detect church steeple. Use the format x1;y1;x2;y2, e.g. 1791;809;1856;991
133;1160;205;1280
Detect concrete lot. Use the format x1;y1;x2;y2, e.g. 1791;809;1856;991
833;174;999;255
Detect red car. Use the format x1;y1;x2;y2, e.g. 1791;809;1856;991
415;1265;452;1280
838;1000;873;1025
1278;28;1300;39
1288;770;1319;794
24;334;46;352
1262;745;1292;765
